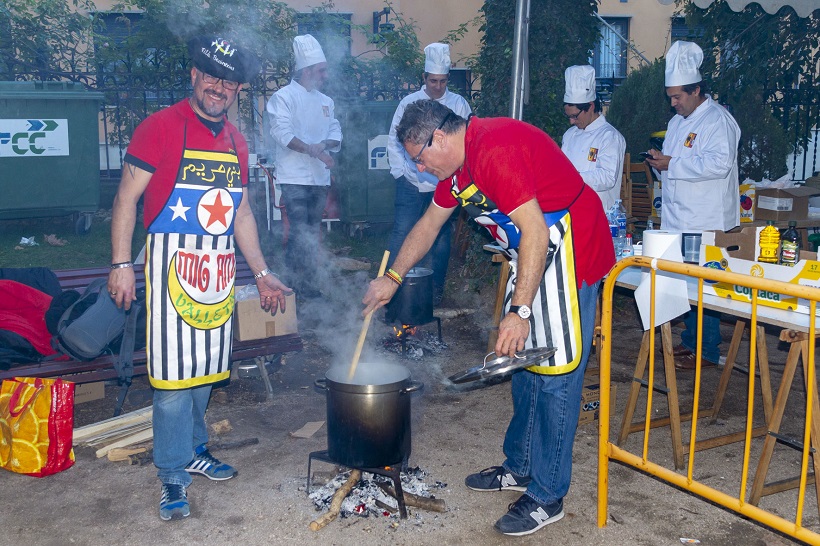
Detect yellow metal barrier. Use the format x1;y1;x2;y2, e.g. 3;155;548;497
597;256;820;544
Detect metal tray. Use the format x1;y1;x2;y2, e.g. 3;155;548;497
448;347;557;384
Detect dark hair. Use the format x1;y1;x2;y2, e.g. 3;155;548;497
681;81;708;97
563;99;602;113
396;100;466;147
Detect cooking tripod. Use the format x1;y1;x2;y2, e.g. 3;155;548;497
307;450;408;518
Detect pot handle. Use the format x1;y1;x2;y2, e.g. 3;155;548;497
401;380;424;394
314;378;328;390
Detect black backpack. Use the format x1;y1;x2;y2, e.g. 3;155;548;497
52;278;145;415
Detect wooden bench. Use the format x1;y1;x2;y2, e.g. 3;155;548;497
0;258;302;384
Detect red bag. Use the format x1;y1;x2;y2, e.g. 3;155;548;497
0;377;75;477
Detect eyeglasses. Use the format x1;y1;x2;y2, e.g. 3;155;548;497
565;111;582;121
411;113;454;164
198;70;240;91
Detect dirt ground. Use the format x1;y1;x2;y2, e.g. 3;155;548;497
0;276;815;545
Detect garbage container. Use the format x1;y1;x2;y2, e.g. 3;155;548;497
0;81;104;234
334;100;399;225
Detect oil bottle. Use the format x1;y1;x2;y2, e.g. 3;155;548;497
779;220;800;266
758;221;780;264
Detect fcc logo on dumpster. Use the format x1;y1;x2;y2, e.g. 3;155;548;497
0;119;69;157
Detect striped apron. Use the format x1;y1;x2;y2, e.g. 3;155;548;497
145;126;244;389
451;176;583;374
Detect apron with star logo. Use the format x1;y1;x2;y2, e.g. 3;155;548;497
144;124;244;389
451;175;583;375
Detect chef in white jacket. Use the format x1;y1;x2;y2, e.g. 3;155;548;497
386;43;472;306
560;65;625;212
267;34;342;300
646;40;741;370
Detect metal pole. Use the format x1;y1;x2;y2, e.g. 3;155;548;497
509;0;530;120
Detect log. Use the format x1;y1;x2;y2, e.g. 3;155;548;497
309;469;362;531
377;482;446;513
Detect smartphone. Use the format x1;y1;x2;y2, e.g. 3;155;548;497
638;151;653;161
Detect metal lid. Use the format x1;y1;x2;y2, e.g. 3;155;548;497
448;347;557;384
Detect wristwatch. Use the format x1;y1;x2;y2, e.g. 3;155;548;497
508;305;532;320
254;268;272;280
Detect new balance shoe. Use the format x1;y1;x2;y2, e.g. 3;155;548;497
494;495;564;536
465;466;531;492
185;447;238;481
159;483;190;521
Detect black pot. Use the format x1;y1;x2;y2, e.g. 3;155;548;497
386;267;434;325
315;362;423;468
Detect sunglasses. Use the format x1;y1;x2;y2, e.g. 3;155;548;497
198;70;240;91
411;112;454;164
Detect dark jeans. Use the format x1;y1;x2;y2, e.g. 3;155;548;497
680;307;722;363
387;176;451;299
280;184;329;294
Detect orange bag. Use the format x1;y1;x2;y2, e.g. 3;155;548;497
0;377;75;477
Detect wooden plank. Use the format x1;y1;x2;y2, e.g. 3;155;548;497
95;428;154;458
73;406;153;443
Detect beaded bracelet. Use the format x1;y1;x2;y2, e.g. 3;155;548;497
385;268;403;286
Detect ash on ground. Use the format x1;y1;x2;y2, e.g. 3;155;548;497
309;467;446;521
381;329;448;360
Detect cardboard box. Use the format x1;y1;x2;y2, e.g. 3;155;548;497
74;381;105;404
700;227;820;313
233;292;297;341
739;182;755;223
578;376;617;426
754;186;820;221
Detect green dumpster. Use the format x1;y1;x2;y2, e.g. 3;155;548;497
0;81;104;233
334;100;399;224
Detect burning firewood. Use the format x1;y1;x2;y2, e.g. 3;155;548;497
377;482;446;513
309;469;362;531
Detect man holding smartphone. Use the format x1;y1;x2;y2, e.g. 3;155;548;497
560;65;626;212
645;41;740;370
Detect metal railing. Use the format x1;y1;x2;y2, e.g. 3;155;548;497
598;256;820;544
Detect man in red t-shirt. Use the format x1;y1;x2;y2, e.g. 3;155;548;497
363;100;614;537
108;35;290;522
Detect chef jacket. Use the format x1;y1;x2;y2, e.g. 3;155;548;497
266;79;342;186
387;87;472;192
560;114;626;212
660;96;740;231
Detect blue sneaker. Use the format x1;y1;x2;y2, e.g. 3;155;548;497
185;446;238;481
159;483;190;521
494;495;564;536
465;466;530;492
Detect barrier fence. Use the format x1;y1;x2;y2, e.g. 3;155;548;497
597;256;820;544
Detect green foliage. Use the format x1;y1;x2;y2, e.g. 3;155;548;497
0;0;98;81
607;60;673;156
473;0;599;136
732;88;790;181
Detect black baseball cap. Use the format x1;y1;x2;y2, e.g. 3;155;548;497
187;36;259;84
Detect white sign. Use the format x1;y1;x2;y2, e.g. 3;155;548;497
367;134;389;170
0;119;70;157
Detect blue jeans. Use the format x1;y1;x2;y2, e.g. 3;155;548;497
680;307;722;363
502;280;599;506
280;184;329;294
387;176;451;299
153;385;212;486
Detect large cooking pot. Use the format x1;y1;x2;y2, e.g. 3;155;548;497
315;362;423;468
385;267;434;325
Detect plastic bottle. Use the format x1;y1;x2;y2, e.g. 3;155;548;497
757;220;780;264
614;199;628;237
606;206;621;256
646;217;654;231
621;233;634;258
779;220;800;266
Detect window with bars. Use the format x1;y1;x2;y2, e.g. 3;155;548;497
593;17;629;82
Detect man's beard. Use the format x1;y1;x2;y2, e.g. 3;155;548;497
195;90;229;119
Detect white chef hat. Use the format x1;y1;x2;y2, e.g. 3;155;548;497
563;65;596;104
664;40;703;87
424;43;451;75
293;34;326;71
